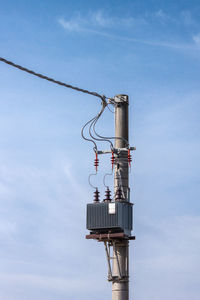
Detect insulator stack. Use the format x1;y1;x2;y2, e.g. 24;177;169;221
128;149;132;168
111;151;115;170
93;188;100;203
94;152;99;172
103;187;112;202
115;186;123;202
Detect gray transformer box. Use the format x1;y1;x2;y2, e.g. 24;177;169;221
86;202;133;237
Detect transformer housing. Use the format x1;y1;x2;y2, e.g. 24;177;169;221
86;201;133;237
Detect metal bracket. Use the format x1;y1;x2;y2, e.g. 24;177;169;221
108;95;129;105
104;241;129;283
97;147;136;155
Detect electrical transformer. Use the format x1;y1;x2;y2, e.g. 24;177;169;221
86;201;133;237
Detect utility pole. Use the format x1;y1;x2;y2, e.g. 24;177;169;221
86;94;134;300
112;94;129;300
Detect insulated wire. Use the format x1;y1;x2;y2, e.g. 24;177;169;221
0;57;107;104
0;58;129;147
91;116;114;149
92;113;129;147
88;172;98;189
107;104;114;113
103;170;113;188
81;100;107;151
89;107;114;150
81;115;98;152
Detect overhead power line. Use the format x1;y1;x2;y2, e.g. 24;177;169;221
0;57;106;102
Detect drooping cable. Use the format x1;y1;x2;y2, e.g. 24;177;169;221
99;99;130;147
107;104;114;113
91;116;114;150
103;170;113;189
81;100;107;152
0;57;108;103
88;172;98;189
81;115;98;153
92;113;129;148
0;57;130;149
89;107;114;150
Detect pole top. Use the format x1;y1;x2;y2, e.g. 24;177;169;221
114;94;129;104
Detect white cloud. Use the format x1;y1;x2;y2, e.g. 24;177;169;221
181;10;195;26
58;10;113;33
58;11;194;50
58;18;82;32
60;10;139;31
58;10;140;34
91;10;113;27
147;9;197;32
193;33;200;45
154;9;170;23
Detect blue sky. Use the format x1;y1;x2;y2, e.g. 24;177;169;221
0;0;200;299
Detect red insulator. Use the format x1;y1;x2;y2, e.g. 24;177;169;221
111;151;115;170
94;152;99;172
128;149;132;168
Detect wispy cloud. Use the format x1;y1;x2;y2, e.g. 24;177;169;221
58;18;81;32
58;11;197;50
181;10;196;26
151;9;197;26
91;10;114;27
193;33;200;45
58;10;137;32
154;9;172;23
58;11;108;32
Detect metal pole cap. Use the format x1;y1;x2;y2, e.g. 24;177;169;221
114;94;129;104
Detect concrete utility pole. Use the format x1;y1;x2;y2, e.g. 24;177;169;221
86;94;133;300
113;94;129;300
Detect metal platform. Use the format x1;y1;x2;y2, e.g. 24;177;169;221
86;232;135;241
